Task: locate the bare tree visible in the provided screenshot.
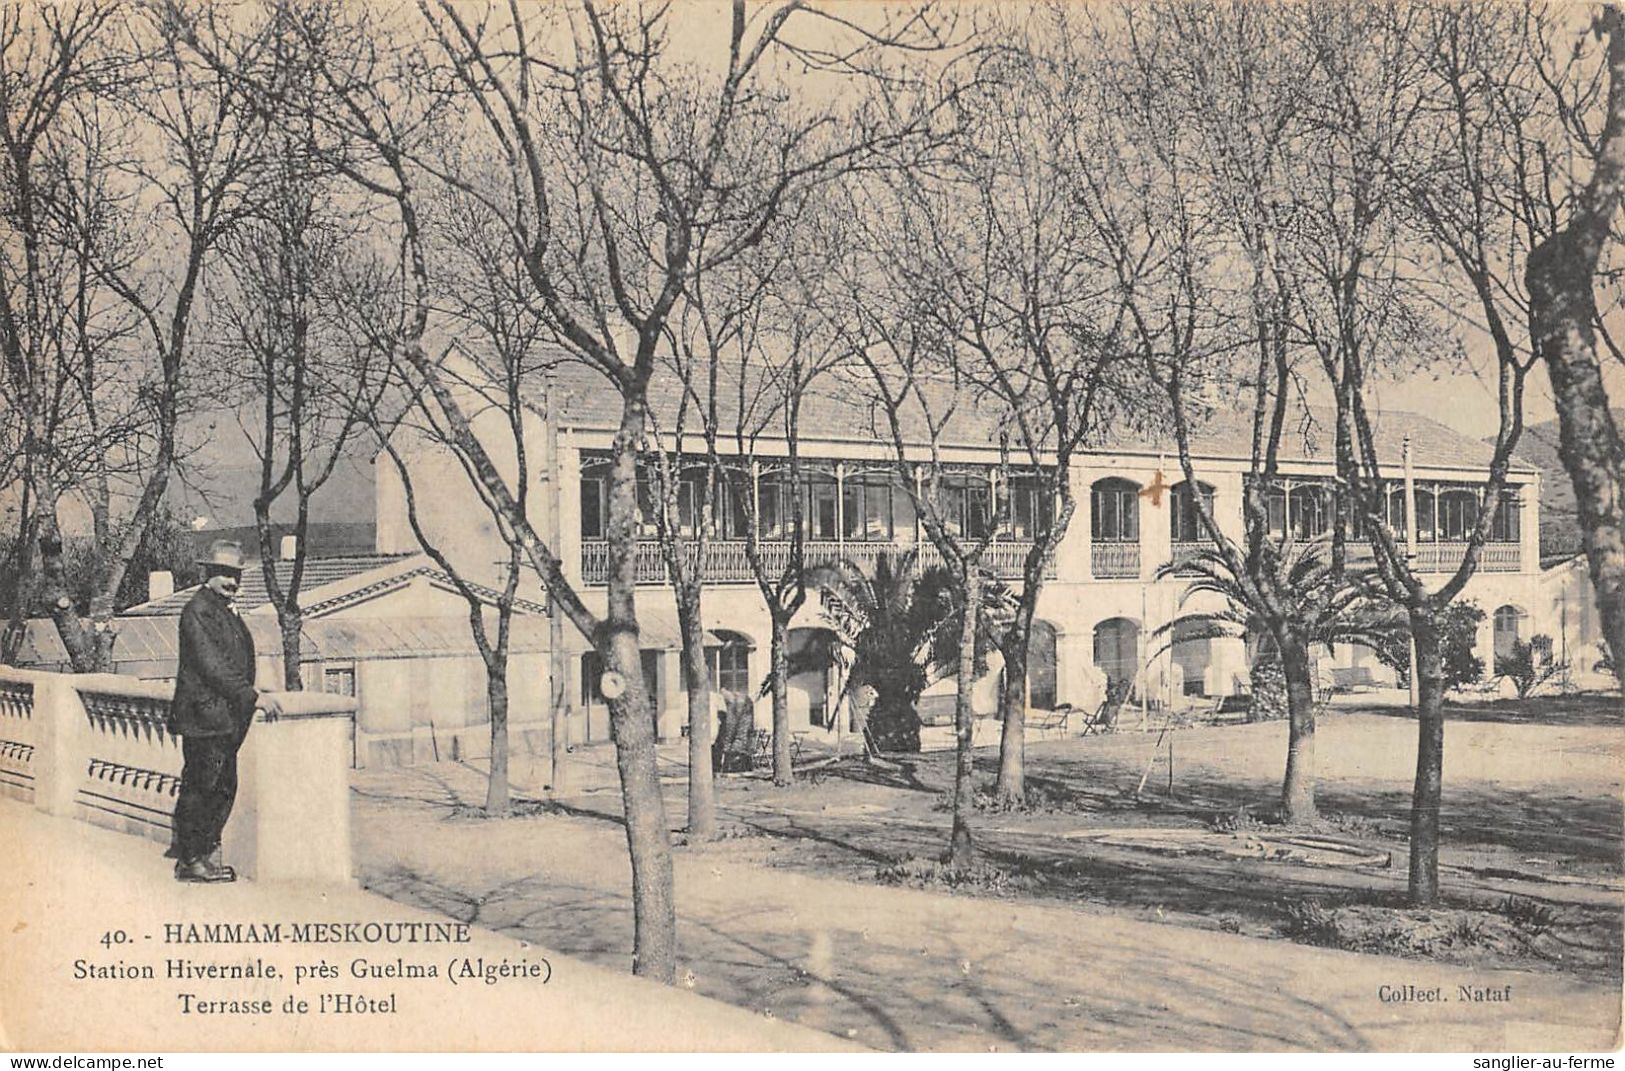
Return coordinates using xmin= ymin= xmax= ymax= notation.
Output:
xmin=0 ymin=2 xmax=131 ymax=663
xmin=40 ymin=3 xmax=264 ymax=670
xmin=1511 ymin=3 xmax=1625 ymax=682
xmin=695 ymin=256 xmax=839 ymax=788
xmin=1098 ymin=0 xmax=1377 ymax=825
xmin=887 ymin=9 xmax=1143 ymax=803
xmin=1292 ymin=1 xmax=1533 ymax=902
xmin=210 ymin=10 xmax=386 ymax=688
xmin=819 ymin=173 xmax=1011 ymax=865
xmin=204 ymin=0 xmax=954 ymax=983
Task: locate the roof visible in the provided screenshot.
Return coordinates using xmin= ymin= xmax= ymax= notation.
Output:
xmin=521 ymin=350 xmax=1534 ymax=476
xmin=124 ymin=554 xmax=415 ymax=616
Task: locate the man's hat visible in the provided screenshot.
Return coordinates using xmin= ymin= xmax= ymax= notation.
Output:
xmin=196 ymin=539 xmax=246 ymax=572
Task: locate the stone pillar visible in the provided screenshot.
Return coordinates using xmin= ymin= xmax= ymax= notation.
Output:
xmin=226 ymin=691 xmax=357 ymax=885
xmin=657 ymin=649 xmax=685 ymax=742
xmin=29 ymin=671 xmax=88 ymax=820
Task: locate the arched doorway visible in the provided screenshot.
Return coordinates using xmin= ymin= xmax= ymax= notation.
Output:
xmin=787 ymin=626 xmax=840 ymax=729
xmin=1170 ymin=620 xmax=1213 ymax=697
xmin=1093 ymin=617 xmax=1140 ymax=690
xmin=1493 ymin=605 xmax=1526 ymax=663
xmin=1028 ymin=620 xmax=1058 ymax=710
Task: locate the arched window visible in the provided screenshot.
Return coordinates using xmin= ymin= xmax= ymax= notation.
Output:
xmin=1092 ymin=614 xmax=1144 ymax=692
xmin=1493 ymin=605 xmax=1525 ymax=662
xmin=1438 ymin=489 xmax=1479 ymax=541
xmin=1170 ymin=481 xmax=1215 ymax=543
xmin=1091 ymin=478 xmax=1139 ymax=544
xmin=1093 ymin=617 xmax=1141 ymax=686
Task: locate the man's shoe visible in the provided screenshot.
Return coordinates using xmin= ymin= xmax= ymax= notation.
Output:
xmin=174 ymin=858 xmax=235 ymax=883
xmin=163 ymin=843 xmax=180 ymax=859
xmin=203 ymin=847 xmax=237 ymax=881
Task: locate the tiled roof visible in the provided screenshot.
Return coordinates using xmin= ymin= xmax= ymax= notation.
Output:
xmin=122 ymin=554 xmax=417 ymax=617
xmin=523 ymin=351 xmax=1533 ymax=475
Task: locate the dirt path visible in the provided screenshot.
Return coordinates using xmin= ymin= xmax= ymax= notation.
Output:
xmin=352 ymin=765 xmax=1620 ymax=1052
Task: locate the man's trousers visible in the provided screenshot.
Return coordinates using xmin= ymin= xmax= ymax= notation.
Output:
xmin=172 ymin=724 xmax=248 ymax=862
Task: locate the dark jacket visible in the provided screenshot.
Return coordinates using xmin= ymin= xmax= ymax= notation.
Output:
xmin=168 ymin=585 xmax=258 ymax=737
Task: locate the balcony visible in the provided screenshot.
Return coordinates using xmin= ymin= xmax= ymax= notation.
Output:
xmin=1091 ymin=542 xmax=1141 ymax=579
xmin=1414 ymin=541 xmax=1521 ymax=574
xmin=1168 ymin=541 xmax=1208 ymax=575
xmin=578 ymin=538 xmax=1054 ymax=587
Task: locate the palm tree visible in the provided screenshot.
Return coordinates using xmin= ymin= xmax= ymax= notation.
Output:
xmin=1155 ymin=539 xmax=1398 ymax=824
xmin=787 ymin=551 xmax=1005 ymax=753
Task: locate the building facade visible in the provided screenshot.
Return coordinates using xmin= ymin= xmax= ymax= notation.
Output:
xmin=378 ymin=349 xmax=1549 ymax=744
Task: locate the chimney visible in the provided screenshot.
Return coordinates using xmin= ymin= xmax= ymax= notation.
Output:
xmin=280 ymin=534 xmax=298 ymax=561
xmin=148 ymin=570 xmax=174 ymax=601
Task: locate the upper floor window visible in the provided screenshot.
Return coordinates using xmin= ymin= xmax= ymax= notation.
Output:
xmin=1437 ymin=489 xmax=1479 ymax=541
xmin=758 ymin=465 xmax=838 ymax=541
xmin=804 ymin=470 xmax=838 ymax=540
xmin=1170 ymin=481 xmax=1215 ymax=543
xmin=1091 ymin=477 xmax=1139 ymax=543
xmin=634 ymin=467 xmax=709 ymax=538
xmin=581 ymin=460 xmax=611 ymax=539
xmin=1287 ymin=484 xmax=1330 ymax=540
xmin=843 ymin=468 xmax=902 ymax=541
xmin=935 ymin=471 xmax=992 ymax=539
xmin=1490 ymin=490 xmax=1521 ymax=543
xmin=1004 ymin=473 xmax=1054 ymax=540
xmin=715 ymin=468 xmax=752 ymax=540
xmin=1386 ymin=485 xmax=1437 ymax=541
xmin=1257 ymin=480 xmax=1330 ymax=540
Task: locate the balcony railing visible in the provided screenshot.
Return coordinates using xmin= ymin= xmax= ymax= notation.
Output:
xmin=1414 ymin=541 xmax=1521 ymax=574
xmin=578 ymin=538 xmax=1053 ymax=586
xmin=1091 ymin=542 xmax=1141 ymax=579
xmin=1168 ymin=542 xmax=1209 ymax=575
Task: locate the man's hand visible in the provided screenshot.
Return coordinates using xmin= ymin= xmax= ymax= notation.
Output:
xmin=256 ymin=692 xmax=285 ymax=722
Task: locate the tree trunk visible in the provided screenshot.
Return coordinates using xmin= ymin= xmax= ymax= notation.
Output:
xmin=604 ymin=412 xmax=676 ymax=983
xmin=1407 ymin=609 xmax=1446 ymax=905
xmin=1277 ymin=632 xmax=1318 ymax=825
xmin=1527 ymin=237 xmax=1625 ymax=685
xmin=485 ymin=657 xmax=511 ymax=816
xmin=3 ymin=506 xmax=40 ymax=665
xmin=994 ymin=592 xmax=1037 ymax=804
xmin=279 ymin=607 xmax=305 ymax=690
xmin=676 ymin=587 xmax=715 ymax=839
xmin=948 ymin=566 xmax=980 ymax=867
xmin=37 ymin=504 xmax=94 ymax=671
xmin=770 ymin=611 xmax=793 ymax=786
xmin=549 ymin=599 xmax=569 ymax=797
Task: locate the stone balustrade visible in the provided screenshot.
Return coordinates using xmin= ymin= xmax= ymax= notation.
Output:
xmin=0 ymin=665 xmax=356 ymax=884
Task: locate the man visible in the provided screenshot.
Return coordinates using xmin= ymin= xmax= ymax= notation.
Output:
xmin=167 ymin=539 xmax=282 ymax=882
